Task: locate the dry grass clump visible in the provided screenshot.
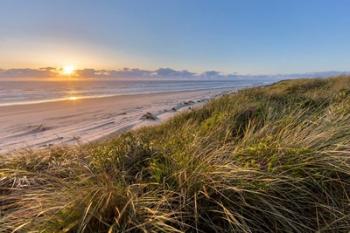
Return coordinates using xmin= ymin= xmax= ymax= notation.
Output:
xmin=2 ymin=76 xmax=350 ymax=232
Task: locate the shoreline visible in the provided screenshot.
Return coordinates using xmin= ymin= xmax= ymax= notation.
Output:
xmin=0 ymin=88 xmax=213 ymax=109
xmin=0 ymin=88 xmax=236 ymax=155
xmin=0 ymin=82 xmax=259 ymax=107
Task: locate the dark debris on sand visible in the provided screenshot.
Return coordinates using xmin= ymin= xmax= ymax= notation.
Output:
xmin=141 ymin=112 xmax=158 ymax=120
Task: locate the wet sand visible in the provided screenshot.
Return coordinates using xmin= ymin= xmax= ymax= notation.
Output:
xmin=0 ymin=89 xmax=227 ymax=154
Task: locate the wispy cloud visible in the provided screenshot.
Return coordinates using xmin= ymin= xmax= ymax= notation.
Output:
xmin=0 ymin=67 xmax=348 ymax=80
xmin=0 ymin=68 xmax=57 ymax=78
xmin=0 ymin=67 xmax=239 ymax=79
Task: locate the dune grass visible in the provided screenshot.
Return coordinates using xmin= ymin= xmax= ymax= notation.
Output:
xmin=2 ymin=76 xmax=350 ymax=232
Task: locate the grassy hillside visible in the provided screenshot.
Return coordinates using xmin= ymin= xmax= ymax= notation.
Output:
xmin=2 ymin=77 xmax=350 ymax=232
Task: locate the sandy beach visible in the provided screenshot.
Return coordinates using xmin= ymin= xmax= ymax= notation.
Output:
xmin=0 ymin=89 xmax=227 ymax=154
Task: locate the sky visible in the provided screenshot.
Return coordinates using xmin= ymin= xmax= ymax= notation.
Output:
xmin=1 ymin=0 xmax=350 ymax=75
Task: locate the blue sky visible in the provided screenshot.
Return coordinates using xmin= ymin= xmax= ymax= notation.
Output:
xmin=1 ymin=0 xmax=350 ymax=74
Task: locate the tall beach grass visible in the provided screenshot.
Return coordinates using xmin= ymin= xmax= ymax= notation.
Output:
xmin=2 ymin=76 xmax=350 ymax=232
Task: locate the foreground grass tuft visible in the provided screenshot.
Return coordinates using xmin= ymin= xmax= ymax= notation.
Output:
xmin=2 ymin=76 xmax=350 ymax=232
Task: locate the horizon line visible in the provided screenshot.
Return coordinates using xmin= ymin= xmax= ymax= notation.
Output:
xmin=0 ymin=66 xmax=349 ymax=77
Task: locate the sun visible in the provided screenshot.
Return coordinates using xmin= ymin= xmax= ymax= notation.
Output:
xmin=62 ymin=65 xmax=76 ymax=76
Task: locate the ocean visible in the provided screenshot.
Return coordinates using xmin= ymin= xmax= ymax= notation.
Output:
xmin=0 ymin=78 xmax=270 ymax=106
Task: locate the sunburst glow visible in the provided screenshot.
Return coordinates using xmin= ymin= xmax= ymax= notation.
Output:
xmin=62 ymin=65 xmax=75 ymax=76
xmin=68 ymin=96 xmax=78 ymax=101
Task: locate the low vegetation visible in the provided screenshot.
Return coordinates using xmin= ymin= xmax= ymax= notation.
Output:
xmin=2 ymin=76 xmax=350 ymax=232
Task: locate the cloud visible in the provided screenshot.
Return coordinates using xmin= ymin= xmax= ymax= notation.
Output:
xmin=0 ymin=67 xmax=235 ymax=79
xmin=76 ymin=69 xmax=107 ymax=78
xmin=110 ymin=68 xmax=153 ymax=78
xmin=0 ymin=67 xmax=199 ymax=79
xmin=74 ymin=68 xmax=153 ymax=78
xmin=0 ymin=67 xmax=346 ymax=80
xmin=153 ymin=68 xmax=196 ymax=78
xmin=0 ymin=68 xmax=57 ymax=78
